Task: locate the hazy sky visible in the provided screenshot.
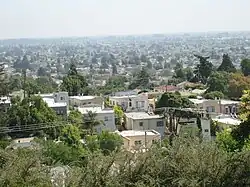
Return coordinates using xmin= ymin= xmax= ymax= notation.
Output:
xmin=0 ymin=0 xmax=249 ymax=39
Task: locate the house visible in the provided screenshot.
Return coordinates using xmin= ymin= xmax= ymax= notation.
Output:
xmin=78 ymin=106 xmax=116 ymax=133
xmin=43 ymin=98 xmax=68 ymax=116
xmin=118 ymin=130 xmax=161 ymax=151
xmin=189 ymin=98 xmax=240 ymax=117
xmin=38 ymin=92 xmax=69 ymax=116
xmin=7 ymin=137 xmax=38 ymax=149
xmin=0 ymin=96 xmax=11 ymax=112
xmin=38 ymin=92 xmax=69 ymax=107
xmin=124 ymin=112 xmax=165 ymax=137
xmin=109 ymin=92 xmax=149 ymax=112
xmin=69 ymin=96 xmax=104 ymax=107
xmin=153 ymin=85 xmax=179 ymax=93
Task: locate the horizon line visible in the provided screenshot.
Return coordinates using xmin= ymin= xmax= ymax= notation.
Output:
xmin=1 ymin=30 xmax=250 ymax=41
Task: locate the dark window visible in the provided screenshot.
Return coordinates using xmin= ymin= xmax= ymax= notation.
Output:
xmin=204 ymin=129 xmax=209 ymax=132
xmin=157 ymin=121 xmax=164 ymax=127
xmin=139 ymin=122 xmax=143 ymax=126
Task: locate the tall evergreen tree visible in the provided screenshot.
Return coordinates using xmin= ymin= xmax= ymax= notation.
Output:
xmin=217 ymin=54 xmax=236 ymax=73
xmin=193 ymin=55 xmax=213 ymax=84
xmin=0 ymin=63 xmax=8 ymax=96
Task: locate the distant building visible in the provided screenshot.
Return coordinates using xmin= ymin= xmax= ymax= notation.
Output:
xmin=78 ymin=106 xmax=116 ymax=133
xmin=153 ymin=85 xmax=179 ymax=93
xmin=124 ymin=112 xmax=165 ymax=137
xmin=69 ymin=96 xmax=104 ymax=107
xmin=109 ymin=92 xmax=149 ymax=112
xmin=118 ymin=130 xmax=161 ymax=151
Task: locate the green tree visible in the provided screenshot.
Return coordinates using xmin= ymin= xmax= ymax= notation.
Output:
xmin=194 ymin=55 xmax=213 ymax=84
xmin=114 ymin=105 xmax=124 ymax=126
xmin=0 ymin=63 xmax=8 ymax=96
xmin=128 ymin=68 xmax=150 ymax=89
xmin=173 ymin=63 xmax=185 ymax=80
xmin=227 ymin=72 xmax=250 ymax=99
xmin=68 ymin=110 xmax=83 ymax=126
xmin=156 ymin=92 xmax=194 ymax=108
xmin=37 ymin=67 xmax=48 ymax=77
xmin=241 ymin=58 xmax=250 ymax=76
xmin=98 ymin=131 xmax=123 ymax=155
xmin=203 ymin=91 xmax=225 ymax=99
xmin=83 ymin=111 xmax=102 ymax=135
xmin=61 ymin=63 xmax=88 ymax=96
xmin=206 ymin=71 xmax=229 ymax=94
xmin=112 ymin=63 xmax=118 ymax=75
xmin=61 ymin=125 xmax=82 ymax=147
xmin=216 ymin=129 xmax=239 ymax=152
xmin=217 ymin=54 xmax=236 ymax=73
xmin=6 ymin=96 xmax=58 ymax=137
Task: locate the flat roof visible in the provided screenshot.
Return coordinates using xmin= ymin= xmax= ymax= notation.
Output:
xmin=43 ymin=98 xmax=67 ymax=107
xmin=70 ymin=96 xmax=96 ymax=100
xmin=119 ymin=130 xmax=160 ymax=137
xmin=125 ymin=112 xmax=163 ymax=120
xmin=189 ymin=99 xmax=240 ymax=105
xmin=78 ymin=106 xmax=114 ymax=114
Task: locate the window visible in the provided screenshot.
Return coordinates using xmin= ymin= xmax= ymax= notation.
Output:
xmin=157 ymin=121 xmax=164 ymax=127
xmin=139 ymin=122 xmax=143 ymax=127
xmin=211 ymin=106 xmax=215 ymax=112
xmin=204 ymin=129 xmax=209 ymax=132
xmin=104 ymin=116 xmax=109 ymax=121
xmin=136 ymin=101 xmax=139 ymax=108
xmin=225 ymin=107 xmax=229 ymax=114
xmin=134 ymin=140 xmax=142 ymax=145
xmin=129 ymin=101 xmax=132 ymax=107
xmin=232 ymin=106 xmax=236 ymax=113
xmin=60 ymin=96 xmax=64 ymax=101
xmin=141 ymin=101 xmax=145 ymax=108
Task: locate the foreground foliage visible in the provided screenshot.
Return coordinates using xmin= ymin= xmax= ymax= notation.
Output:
xmin=0 ymin=138 xmax=249 ymax=187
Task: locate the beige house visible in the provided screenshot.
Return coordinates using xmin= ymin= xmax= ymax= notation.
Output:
xmin=189 ymin=98 xmax=239 ymax=117
xmin=124 ymin=112 xmax=165 ymax=137
xmin=69 ymin=96 xmax=104 ymax=107
xmin=118 ymin=130 xmax=161 ymax=151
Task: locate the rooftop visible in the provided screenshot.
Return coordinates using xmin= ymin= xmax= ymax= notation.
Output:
xmin=189 ymin=98 xmax=240 ymax=105
xmin=125 ymin=112 xmax=163 ymax=120
xmin=118 ymin=130 xmax=160 ymax=137
xmin=70 ymin=96 xmax=96 ymax=100
xmin=43 ymin=98 xmax=67 ymax=107
xmin=78 ymin=106 xmax=114 ymax=114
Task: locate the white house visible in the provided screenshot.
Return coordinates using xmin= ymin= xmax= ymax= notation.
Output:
xmin=78 ymin=106 xmax=116 ymax=133
xmin=124 ymin=112 xmax=165 ymax=137
xmin=109 ymin=92 xmax=149 ymax=112
xmin=69 ymin=96 xmax=104 ymax=107
xmin=38 ymin=92 xmax=69 ymax=116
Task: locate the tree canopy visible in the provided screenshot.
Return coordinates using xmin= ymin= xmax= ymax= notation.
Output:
xmin=217 ymin=54 xmax=236 ymax=73
xmin=241 ymin=58 xmax=250 ymax=76
xmin=60 ymin=63 xmax=88 ymax=96
xmin=193 ymin=55 xmax=213 ymax=84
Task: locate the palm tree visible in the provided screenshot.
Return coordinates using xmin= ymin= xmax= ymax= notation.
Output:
xmin=84 ymin=111 xmax=102 ymax=135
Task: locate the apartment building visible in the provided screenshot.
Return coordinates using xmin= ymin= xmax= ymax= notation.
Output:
xmin=124 ymin=112 xmax=165 ymax=137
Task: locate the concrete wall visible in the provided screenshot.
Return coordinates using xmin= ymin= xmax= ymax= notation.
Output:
xmin=121 ymin=134 xmax=161 ymax=150
xmin=125 ymin=117 xmax=165 ymax=137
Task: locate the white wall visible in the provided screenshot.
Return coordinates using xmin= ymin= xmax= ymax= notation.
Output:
xmin=125 ymin=117 xmax=165 ymax=137
xmin=91 ymin=112 xmax=116 ymax=133
xmin=200 ymin=118 xmax=211 ymax=141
